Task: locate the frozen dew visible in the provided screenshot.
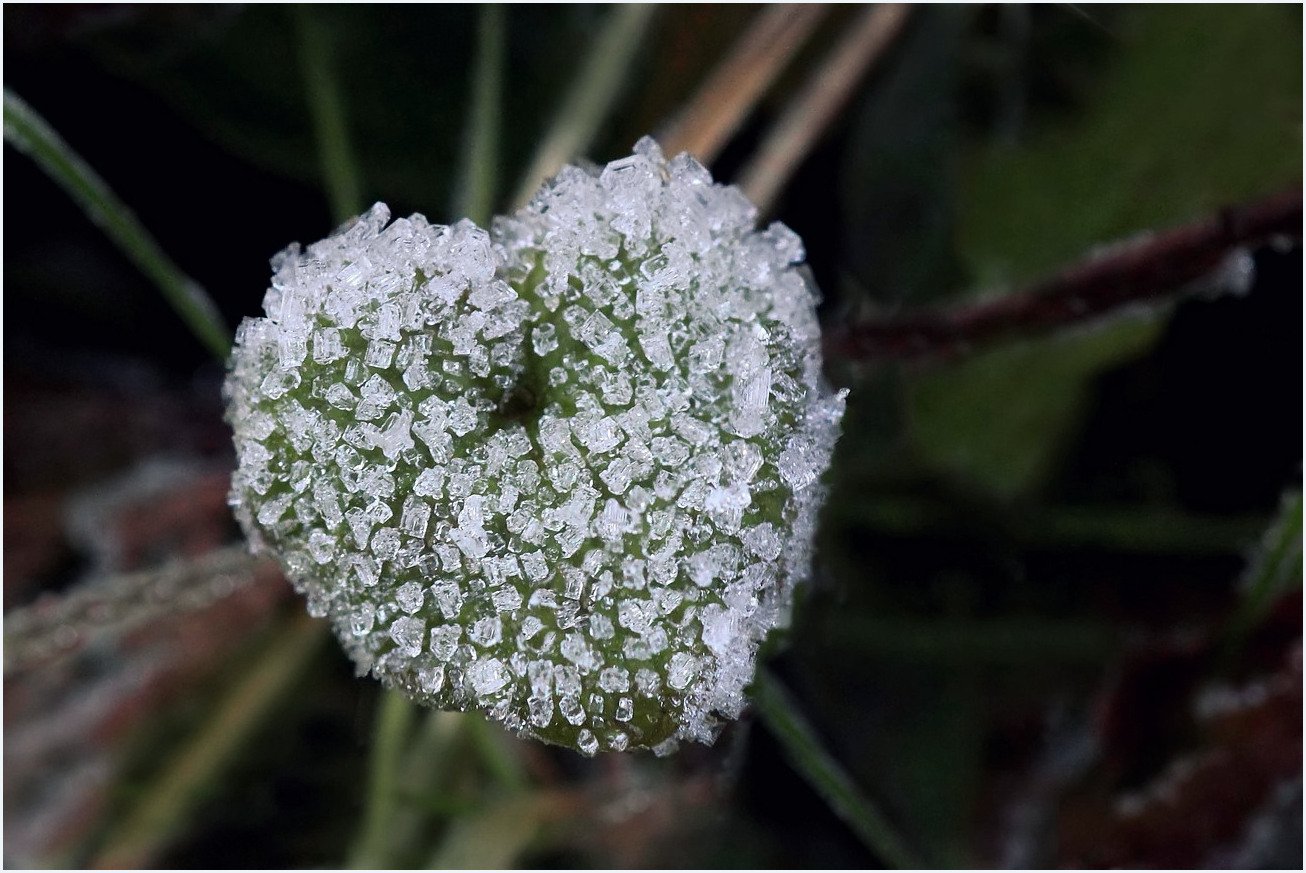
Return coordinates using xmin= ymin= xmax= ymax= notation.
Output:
xmin=389 ymin=616 xmax=425 ymax=658
xmin=430 ymin=624 xmax=462 ymax=661
xmin=350 ymin=604 xmax=375 ymax=636
xmin=371 ymin=528 xmax=401 ymax=562
xmin=468 ymin=658 xmax=509 ymax=696
xmin=307 ymin=529 xmax=335 ymax=564
xmin=576 ymin=728 xmax=599 ymax=757
xmin=396 ymin=580 xmax=425 ymax=614
xmin=429 ymin=579 xmax=463 ymax=620
xmin=419 ymin=663 xmax=446 ymax=694
xmin=224 ymin=138 xmax=844 ymax=756
xmin=667 ymin=653 xmax=699 ymax=690
xmin=528 ymin=696 xmax=554 ymax=727
xmin=742 ymin=522 xmax=782 ymax=562
xmin=559 ymin=693 xmax=586 ymax=726
xmin=598 ymin=666 xmax=630 ymax=693
xmin=469 ymin=616 xmax=503 ymax=647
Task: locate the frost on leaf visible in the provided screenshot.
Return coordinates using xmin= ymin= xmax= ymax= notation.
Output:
xmin=224 ymin=137 xmax=846 ymax=755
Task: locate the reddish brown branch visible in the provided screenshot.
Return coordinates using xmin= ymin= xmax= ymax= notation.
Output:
xmin=829 ymin=185 xmax=1302 ymax=364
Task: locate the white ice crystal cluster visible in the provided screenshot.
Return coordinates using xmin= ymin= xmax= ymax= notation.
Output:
xmin=225 ymin=137 xmax=846 ymax=755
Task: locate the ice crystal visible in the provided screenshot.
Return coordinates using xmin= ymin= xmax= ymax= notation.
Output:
xmin=225 ymin=137 xmax=846 ymax=755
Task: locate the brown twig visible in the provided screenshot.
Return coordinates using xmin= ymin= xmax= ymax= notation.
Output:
xmin=829 ymin=185 xmax=1303 ymax=364
xmin=737 ymin=3 xmax=912 ymax=215
xmin=658 ymin=4 xmax=829 ymax=166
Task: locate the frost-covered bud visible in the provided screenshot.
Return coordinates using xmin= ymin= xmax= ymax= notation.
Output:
xmin=225 ymin=137 xmax=846 ymax=755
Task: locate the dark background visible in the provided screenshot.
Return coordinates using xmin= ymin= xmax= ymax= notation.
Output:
xmin=5 ymin=5 xmax=1301 ymax=868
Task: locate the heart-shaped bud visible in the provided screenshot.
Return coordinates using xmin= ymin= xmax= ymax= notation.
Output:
xmin=225 ymin=137 xmax=845 ymax=755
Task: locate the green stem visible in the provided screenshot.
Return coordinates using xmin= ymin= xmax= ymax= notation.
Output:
xmin=511 ymin=3 xmax=658 ymax=209
xmin=753 ymin=668 xmax=920 ymax=869
xmin=3 ymin=89 xmax=231 ymax=361
xmin=89 ymin=613 xmax=327 ymax=868
xmin=295 ymin=6 xmax=365 ymax=223
xmin=464 ymin=713 xmax=528 ymax=793
xmin=452 ymin=4 xmax=506 ymax=226
xmin=380 ymin=710 xmax=470 ymax=865
xmin=348 ymin=689 xmax=418 ymax=869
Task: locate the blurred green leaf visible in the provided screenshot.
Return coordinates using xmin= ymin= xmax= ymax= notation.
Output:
xmin=294 ymin=5 xmax=364 ymax=222
xmin=906 ymin=316 xmax=1163 ymax=499
xmin=904 ymin=5 xmax=1301 ymax=501
xmin=451 ymin=4 xmax=506 ymax=226
xmin=348 ymin=690 xmax=418 ymax=869
xmin=510 ymin=3 xmax=658 ymax=208
xmin=90 ymin=614 xmax=327 ymax=868
xmin=959 ymin=4 xmax=1303 ymax=286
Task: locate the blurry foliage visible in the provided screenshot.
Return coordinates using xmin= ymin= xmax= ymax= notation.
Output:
xmin=4 ymin=3 xmax=1302 ymax=869
xmin=903 ymin=3 xmax=1302 ymax=502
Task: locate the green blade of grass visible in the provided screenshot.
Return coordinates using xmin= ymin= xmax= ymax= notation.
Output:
xmin=347 ymin=689 xmax=419 ymax=869
xmin=753 ymin=668 xmax=920 ymax=870
xmin=511 ymin=4 xmax=658 ymax=209
xmin=89 ymin=612 xmax=328 ymax=868
xmin=427 ymin=791 xmax=576 ymax=870
xmin=1223 ymin=489 xmax=1303 ymax=659
xmin=382 ymin=710 xmax=474 ymax=863
xmin=294 ymin=6 xmax=364 ymax=223
xmin=464 ymin=713 xmax=529 ymax=794
xmin=3 ymin=89 xmax=231 ymax=361
xmin=451 ymin=4 xmax=506 ymax=226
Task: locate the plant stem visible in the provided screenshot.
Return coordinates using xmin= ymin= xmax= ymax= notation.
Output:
xmin=464 ymin=713 xmax=529 ymax=793
xmin=511 ymin=4 xmax=659 ymax=209
xmin=427 ymin=790 xmax=578 ymax=869
xmin=89 ymin=612 xmax=327 ymax=868
xmin=382 ymin=710 xmax=471 ymax=860
xmin=295 ymin=6 xmax=365 ymax=224
xmin=830 ymin=185 xmax=1303 ymax=364
xmin=3 ymin=89 xmax=231 ymax=361
xmin=347 ymin=688 xmax=418 ymax=869
xmin=452 ymin=4 xmax=506 ymax=226
xmin=752 ymin=668 xmax=920 ymax=869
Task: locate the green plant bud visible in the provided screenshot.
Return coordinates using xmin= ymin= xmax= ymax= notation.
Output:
xmin=225 ymin=137 xmax=845 ymax=755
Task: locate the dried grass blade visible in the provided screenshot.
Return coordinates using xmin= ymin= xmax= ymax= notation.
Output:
xmin=737 ymin=4 xmax=912 ymax=215
xmin=658 ymin=4 xmax=829 ymax=166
